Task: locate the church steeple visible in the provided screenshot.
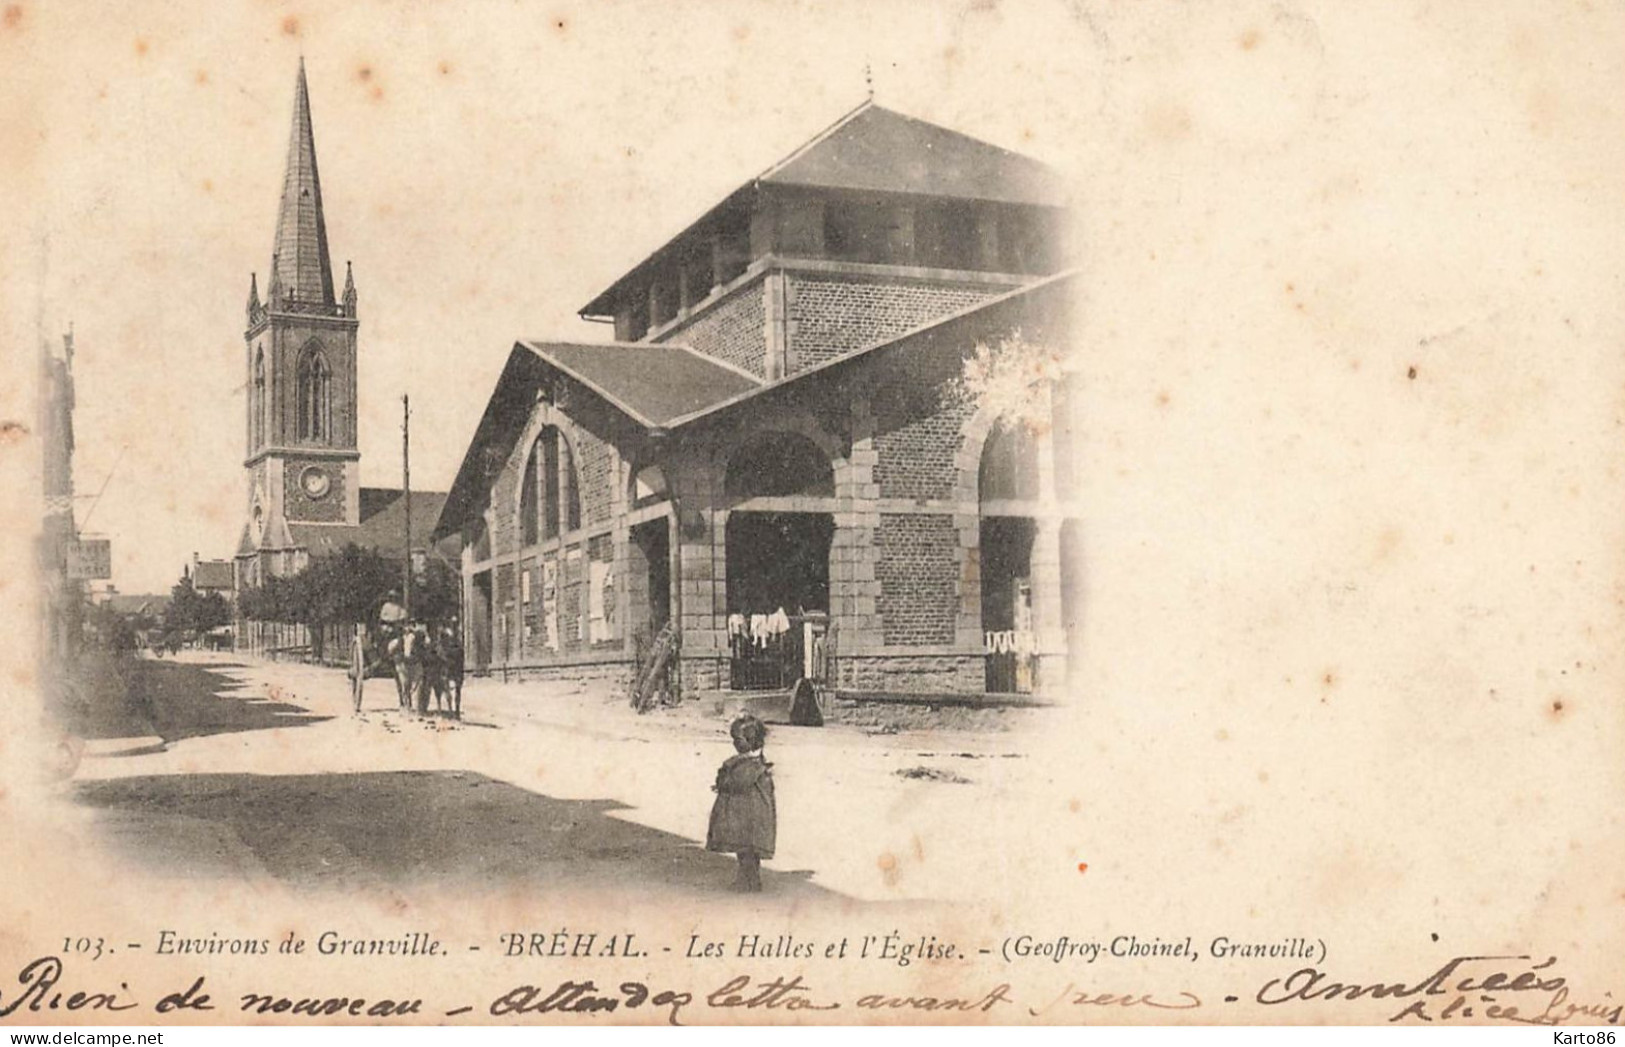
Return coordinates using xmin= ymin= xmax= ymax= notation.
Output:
xmin=270 ymin=58 xmax=336 ymax=309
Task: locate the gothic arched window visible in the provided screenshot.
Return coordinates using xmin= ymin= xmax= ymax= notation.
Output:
xmin=252 ymin=349 xmax=266 ymax=448
xmin=296 ymin=345 xmax=332 ymax=443
xmin=527 ymin=427 xmax=582 ymax=543
xmin=521 ymin=442 xmax=541 ymax=547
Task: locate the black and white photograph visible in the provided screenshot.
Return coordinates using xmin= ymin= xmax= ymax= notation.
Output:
xmin=3 ymin=0 xmax=1622 ymax=1030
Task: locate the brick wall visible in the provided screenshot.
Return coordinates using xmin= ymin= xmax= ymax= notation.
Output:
xmin=874 ymin=393 xmax=974 ymax=502
xmin=787 ymin=275 xmax=1000 ymax=372
xmin=876 ymin=513 xmax=959 ymax=645
xmin=577 ymin=431 xmax=617 ymax=528
xmin=658 ymin=281 xmax=767 ymax=377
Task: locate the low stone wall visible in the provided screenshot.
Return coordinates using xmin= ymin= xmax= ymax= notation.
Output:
xmin=477 ymin=660 xmax=636 ymax=687
xmin=834 ymin=653 xmax=985 ymax=694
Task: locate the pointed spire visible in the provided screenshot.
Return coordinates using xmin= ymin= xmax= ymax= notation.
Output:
xmin=247 ymin=272 xmax=261 ymax=317
xmin=342 ymin=259 xmax=357 ymax=315
xmin=269 ymin=58 xmax=335 ymax=309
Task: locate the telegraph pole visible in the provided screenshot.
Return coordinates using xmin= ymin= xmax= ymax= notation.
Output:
xmin=402 ymin=394 xmax=412 ymax=619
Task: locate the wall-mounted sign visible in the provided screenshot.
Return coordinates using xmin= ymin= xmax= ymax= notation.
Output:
xmin=66 ymin=538 xmax=112 ymax=580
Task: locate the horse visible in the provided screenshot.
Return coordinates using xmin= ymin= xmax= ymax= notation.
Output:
xmin=421 ymin=625 xmax=464 ymax=719
xmin=389 ymin=627 xmax=426 ymax=715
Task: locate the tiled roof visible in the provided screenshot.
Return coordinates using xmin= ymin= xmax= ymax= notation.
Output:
xmin=286 ymin=487 xmax=450 ymax=560
xmin=579 ymin=102 xmax=1066 ymax=317
xmin=434 ymin=271 xmax=1075 ymax=539
xmin=759 ymin=103 xmax=1067 ymax=207
xmin=517 ymin=341 xmax=762 ymax=429
xmin=192 ymin=560 xmax=235 ymax=591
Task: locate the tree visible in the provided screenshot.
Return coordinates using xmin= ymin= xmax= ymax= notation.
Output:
xmin=949 ymin=330 xmax=1064 ymax=433
xmin=164 ymin=574 xmax=202 ymax=638
xmin=236 ymin=544 xmax=459 ymax=660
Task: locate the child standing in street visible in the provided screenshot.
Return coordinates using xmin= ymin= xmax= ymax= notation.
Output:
xmin=706 ymin=714 xmax=776 ymax=892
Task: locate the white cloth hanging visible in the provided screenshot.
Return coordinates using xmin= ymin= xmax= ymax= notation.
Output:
xmin=767 ymin=607 xmax=791 ymax=637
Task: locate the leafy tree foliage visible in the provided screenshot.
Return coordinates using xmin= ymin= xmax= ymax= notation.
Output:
xmin=238 ymin=545 xmax=459 ymax=628
xmin=163 ymin=574 xmax=230 ymax=637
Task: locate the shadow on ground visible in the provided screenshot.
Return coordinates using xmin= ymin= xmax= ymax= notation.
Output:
xmin=72 ymin=770 xmax=830 ymax=900
xmin=104 ymin=659 xmax=327 ymax=743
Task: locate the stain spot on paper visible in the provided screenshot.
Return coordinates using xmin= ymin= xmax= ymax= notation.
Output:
xmin=281 ymin=15 xmax=300 ymax=37
xmin=877 ymin=852 xmax=899 ymax=886
xmin=1076 ymin=862 xmax=1088 ymax=874
xmin=1407 ymin=365 xmax=1418 ymax=380
xmin=3 ymin=5 xmax=23 ymax=31
xmin=133 ymin=38 xmax=149 ymax=57
xmin=1239 ymin=28 xmax=1261 ymax=50
xmin=1145 ymin=101 xmax=1194 ymax=142
xmin=0 ymin=420 xmax=29 ymax=445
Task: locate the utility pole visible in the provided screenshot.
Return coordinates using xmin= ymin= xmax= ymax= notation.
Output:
xmin=402 ymin=394 xmax=412 ymax=619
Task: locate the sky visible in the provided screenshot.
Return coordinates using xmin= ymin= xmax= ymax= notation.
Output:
xmin=8 ymin=0 xmax=1624 ymax=623
xmin=8 ymin=0 xmax=1105 ymax=593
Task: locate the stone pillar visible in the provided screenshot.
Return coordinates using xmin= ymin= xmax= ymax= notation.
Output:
xmin=1029 ymin=386 xmax=1067 ymax=695
xmin=1029 ymin=516 xmax=1066 ymax=696
xmin=672 ymin=451 xmax=726 ymax=694
xmin=831 ymin=399 xmax=882 ymax=687
xmin=763 ymin=273 xmax=788 ymax=381
xmin=710 ymin=233 xmax=726 ymax=293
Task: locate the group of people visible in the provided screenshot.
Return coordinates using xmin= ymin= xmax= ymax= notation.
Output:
xmin=349 ymin=590 xmax=465 ymax=719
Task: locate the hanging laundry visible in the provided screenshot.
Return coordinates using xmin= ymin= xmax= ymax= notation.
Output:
xmin=727 ymin=613 xmax=746 ymax=637
xmin=767 ymin=607 xmax=792 ymax=637
xmin=750 ymin=613 xmax=771 ymax=647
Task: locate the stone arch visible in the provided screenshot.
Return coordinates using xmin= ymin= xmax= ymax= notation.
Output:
xmin=718 ymin=415 xmax=846 ymax=505
xmin=954 ymin=393 xmax=1056 ymax=509
xmin=510 ymin=400 xmax=592 ymax=549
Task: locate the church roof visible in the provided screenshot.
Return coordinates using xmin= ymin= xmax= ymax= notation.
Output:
xmin=269 ymin=59 xmax=336 ymax=308
xmin=286 ymin=488 xmax=451 ymax=561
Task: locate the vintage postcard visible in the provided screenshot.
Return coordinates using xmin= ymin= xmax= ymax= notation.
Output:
xmin=2 ymin=0 xmax=1621 ymax=1029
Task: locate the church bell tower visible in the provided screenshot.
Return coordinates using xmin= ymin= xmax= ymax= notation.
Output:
xmin=242 ymin=58 xmax=360 ymax=569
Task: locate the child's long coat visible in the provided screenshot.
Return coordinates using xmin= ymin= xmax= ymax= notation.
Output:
xmin=706 ymin=754 xmax=776 ymax=859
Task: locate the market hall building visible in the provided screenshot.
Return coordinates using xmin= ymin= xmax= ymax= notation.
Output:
xmin=433 ymin=102 xmax=1081 ymax=699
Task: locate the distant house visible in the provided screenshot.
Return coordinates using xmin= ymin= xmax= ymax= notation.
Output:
xmin=190 ymin=557 xmax=235 ymax=593
xmin=435 ymin=102 xmax=1081 ymax=698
